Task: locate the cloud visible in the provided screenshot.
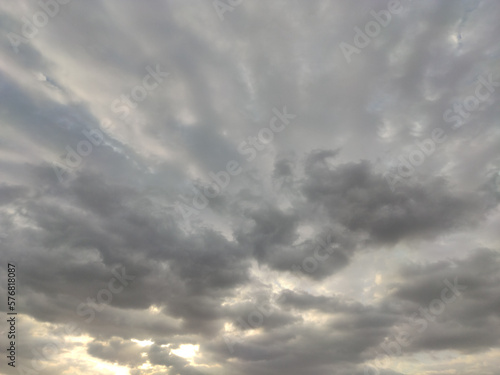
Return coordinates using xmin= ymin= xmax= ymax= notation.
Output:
xmin=0 ymin=1 xmax=499 ymax=374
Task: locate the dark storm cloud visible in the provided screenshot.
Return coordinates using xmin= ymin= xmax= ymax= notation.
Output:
xmin=225 ymin=149 xmax=497 ymax=282
xmin=0 ymin=173 xmax=251 ymax=338
xmin=385 ymin=249 xmax=500 ymax=354
xmin=302 ymin=154 xmax=496 ymax=244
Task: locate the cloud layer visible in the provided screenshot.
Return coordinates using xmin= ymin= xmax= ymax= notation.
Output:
xmin=0 ymin=1 xmax=499 ymax=374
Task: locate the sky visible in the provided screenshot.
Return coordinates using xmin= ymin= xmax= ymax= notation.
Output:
xmin=0 ymin=0 xmax=500 ymax=374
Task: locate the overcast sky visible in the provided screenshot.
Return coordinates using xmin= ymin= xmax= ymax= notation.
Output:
xmin=1 ymin=1 xmax=500 ymax=374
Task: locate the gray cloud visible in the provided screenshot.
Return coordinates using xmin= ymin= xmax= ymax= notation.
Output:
xmin=0 ymin=1 xmax=499 ymax=374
